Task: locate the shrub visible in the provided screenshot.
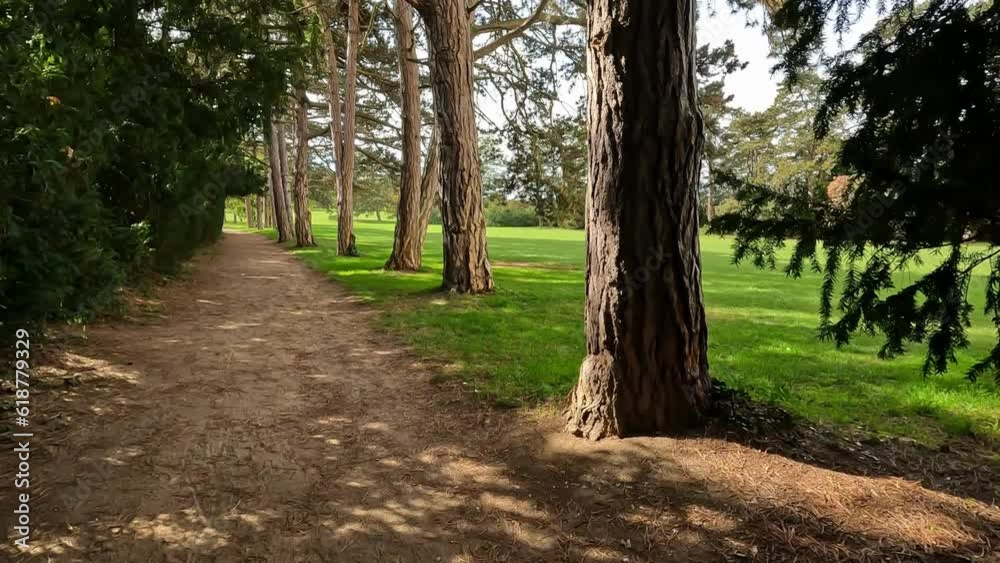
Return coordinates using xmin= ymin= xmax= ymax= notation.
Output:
xmin=486 ymin=201 xmax=539 ymax=227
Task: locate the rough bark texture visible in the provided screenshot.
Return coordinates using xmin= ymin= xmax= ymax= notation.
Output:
xmin=385 ymin=0 xmax=423 ymax=271
xmin=245 ymin=197 xmax=255 ymax=228
xmin=277 ymin=121 xmax=293 ymax=225
xmin=262 ymin=165 xmax=274 ymax=228
xmin=255 ymin=194 xmax=265 ymax=228
xmin=292 ymin=85 xmax=316 ymax=247
xmin=565 ymin=0 xmax=711 ymax=440
xmin=412 ymin=0 xmax=494 ymax=293
xmin=319 ymin=5 xmax=347 ymax=247
xmin=386 ymin=0 xmax=425 ymax=271
xmin=268 ymin=120 xmax=293 ymax=243
xmin=335 ymin=0 xmax=360 ymax=257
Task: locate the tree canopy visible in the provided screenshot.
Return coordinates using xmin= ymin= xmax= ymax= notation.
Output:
xmin=713 ymin=0 xmax=1000 ymax=381
xmin=1 ymin=0 xmax=299 ymax=339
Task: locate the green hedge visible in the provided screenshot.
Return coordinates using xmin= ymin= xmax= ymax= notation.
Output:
xmin=0 ymin=0 xmax=284 ymax=346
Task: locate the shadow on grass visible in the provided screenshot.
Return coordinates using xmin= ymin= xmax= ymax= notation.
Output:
xmin=8 ymin=230 xmax=996 ymax=563
xmin=232 ymin=224 xmax=1000 ymax=448
xmin=11 ymin=346 xmax=999 ymax=563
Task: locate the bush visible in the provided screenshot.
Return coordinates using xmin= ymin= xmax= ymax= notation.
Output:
xmin=486 ymin=201 xmax=539 ymax=227
xmin=427 ymin=201 xmax=540 ymax=227
xmin=714 ymin=198 xmax=743 ymax=218
xmin=0 ymin=0 xmax=283 ymax=348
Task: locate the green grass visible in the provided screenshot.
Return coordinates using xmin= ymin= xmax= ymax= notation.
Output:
xmin=228 ymin=213 xmax=1000 ymax=445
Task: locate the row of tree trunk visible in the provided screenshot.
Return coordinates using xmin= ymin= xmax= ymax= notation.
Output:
xmin=266 ymin=119 xmax=294 ymax=243
xmin=291 ymin=83 xmax=316 ymax=247
xmin=315 ymin=0 xmax=361 ymax=256
xmin=383 ymin=0 xmax=494 ymax=294
xmin=244 ymin=192 xmax=274 ymax=230
xmin=258 ymin=0 xmax=712 ymax=440
xmin=254 ymin=0 xmax=362 ymax=252
xmin=260 ymin=112 xmax=317 ymax=248
xmin=401 ymin=0 xmax=711 ymax=437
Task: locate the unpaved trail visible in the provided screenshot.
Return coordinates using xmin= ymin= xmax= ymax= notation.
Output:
xmin=2 ymin=231 xmax=998 ymax=562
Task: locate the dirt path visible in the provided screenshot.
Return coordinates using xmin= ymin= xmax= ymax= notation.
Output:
xmin=3 ymin=231 xmax=998 ymax=562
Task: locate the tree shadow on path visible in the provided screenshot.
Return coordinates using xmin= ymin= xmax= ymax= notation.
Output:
xmin=1 ymin=231 xmax=996 ymax=563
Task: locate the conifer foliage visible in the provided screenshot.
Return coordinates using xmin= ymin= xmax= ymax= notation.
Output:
xmin=713 ymin=0 xmax=1000 ymax=381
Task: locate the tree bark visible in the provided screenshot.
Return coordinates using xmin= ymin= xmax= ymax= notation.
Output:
xmin=263 ymin=166 xmax=274 ymax=228
xmin=565 ymin=0 xmax=711 ymax=440
xmin=318 ymin=4 xmax=348 ymax=245
xmin=386 ymin=0 xmax=425 ymax=271
xmin=268 ymin=119 xmax=293 ymax=243
xmin=333 ymin=0 xmax=361 ymax=256
xmin=411 ymin=0 xmax=494 ymax=293
xmin=291 ymin=85 xmax=316 ymax=247
xmin=245 ymin=196 xmax=255 ymax=228
xmin=262 ymin=160 xmax=274 ymax=228
xmin=276 ymin=120 xmax=293 ymax=223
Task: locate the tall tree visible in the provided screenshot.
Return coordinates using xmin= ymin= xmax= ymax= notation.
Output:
xmin=385 ymin=0 xmax=425 ymax=270
xmin=277 ymin=119 xmax=294 ymax=225
xmin=406 ymin=0 xmax=494 ymax=293
xmin=697 ymin=41 xmax=746 ymax=223
xmin=317 ymin=0 xmax=362 ymax=256
xmin=384 ymin=0 xmax=580 ymax=276
xmin=318 ymin=6 xmax=344 ymax=236
xmin=268 ymin=119 xmax=294 ymax=243
xmin=565 ymin=0 xmax=711 ymax=440
xmin=292 ymin=84 xmax=316 ymax=247
xmin=337 ymin=0 xmax=361 ymax=255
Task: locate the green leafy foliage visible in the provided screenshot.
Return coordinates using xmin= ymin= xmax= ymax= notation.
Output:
xmin=232 ymin=217 xmax=1000 ymax=443
xmin=714 ymin=0 xmax=1000 ymax=382
xmin=485 ymin=200 xmax=539 ymax=227
xmin=1 ymin=0 xmax=298 ymax=341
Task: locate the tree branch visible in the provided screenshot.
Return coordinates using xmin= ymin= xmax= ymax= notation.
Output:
xmin=473 ymin=0 xmax=553 ymax=60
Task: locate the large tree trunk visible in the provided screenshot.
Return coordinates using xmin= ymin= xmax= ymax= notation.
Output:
xmin=385 ymin=0 xmax=425 ymax=271
xmin=333 ymin=0 xmax=361 ymax=256
xmin=267 ymin=119 xmax=293 ymax=242
xmin=245 ymin=197 xmax=255 ymax=228
xmin=291 ymin=85 xmax=316 ymax=247
xmin=411 ymin=0 xmax=494 ymax=293
xmin=565 ymin=0 xmax=711 ymax=440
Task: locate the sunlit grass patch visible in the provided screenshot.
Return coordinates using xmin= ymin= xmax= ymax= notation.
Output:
xmin=227 ymin=214 xmax=1000 ymax=444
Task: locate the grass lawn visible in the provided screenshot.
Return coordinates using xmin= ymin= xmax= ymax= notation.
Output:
xmin=228 ymin=213 xmax=1000 ymax=444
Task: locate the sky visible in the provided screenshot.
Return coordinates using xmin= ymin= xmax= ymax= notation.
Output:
xmin=476 ymin=3 xmax=884 ymax=129
xmin=699 ymin=4 xmax=882 ymax=112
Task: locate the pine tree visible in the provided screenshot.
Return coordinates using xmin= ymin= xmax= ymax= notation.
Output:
xmin=714 ymin=0 xmax=1000 ymax=381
